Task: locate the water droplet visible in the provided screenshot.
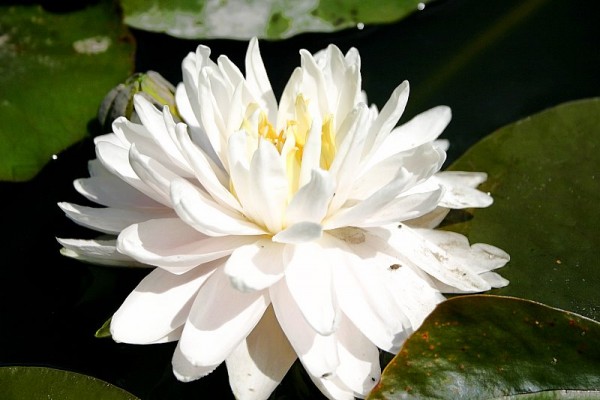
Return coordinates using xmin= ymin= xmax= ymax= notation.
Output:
xmin=417 ymin=2 xmax=426 ymax=10
xmin=357 ymin=22 xmax=365 ymax=30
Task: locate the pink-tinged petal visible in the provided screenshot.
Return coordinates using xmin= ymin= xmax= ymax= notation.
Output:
xmin=117 ymin=218 xmax=256 ymax=274
xmin=434 ymin=171 xmax=493 ymax=208
xmin=270 ymin=279 xmax=339 ymax=379
xmin=245 ymin=38 xmax=277 ymax=122
xmin=369 ymin=106 xmax=452 ymax=164
xmin=172 ymin=343 xmax=218 ymax=382
xmin=171 ymin=178 xmax=266 ymax=237
xmin=386 ymin=224 xmax=492 ymax=292
xmin=224 ymin=239 xmax=285 ymax=292
xmin=57 ymin=238 xmax=144 ymax=267
xmin=335 ymin=315 xmax=381 ymax=397
xmin=272 ymin=222 xmax=323 ymax=244
xmin=111 ymin=264 xmax=217 ymax=344
xmin=283 ymin=242 xmax=338 ymax=335
xmin=364 ymin=81 xmax=410 ymax=155
xmin=179 ymin=267 xmax=269 ymax=367
xmin=286 ymin=169 xmax=334 ymax=225
xmin=249 ymin=140 xmax=288 ymax=232
xmin=58 ymin=202 xmax=173 ymax=234
xmin=74 ymin=175 xmax=164 ymax=209
xmin=95 ymin=141 xmax=169 ymax=206
xmin=226 ymin=306 xmax=296 ymax=400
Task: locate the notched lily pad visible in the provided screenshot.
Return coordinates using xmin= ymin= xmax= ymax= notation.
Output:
xmin=368 ymin=295 xmax=600 ymax=400
xmin=0 ymin=366 xmax=139 ymax=399
xmin=0 ymin=1 xmax=134 ymax=181
xmin=119 ymin=0 xmax=431 ymax=40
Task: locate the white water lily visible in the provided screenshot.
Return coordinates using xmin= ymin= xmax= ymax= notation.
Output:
xmin=58 ymin=38 xmax=509 ymax=399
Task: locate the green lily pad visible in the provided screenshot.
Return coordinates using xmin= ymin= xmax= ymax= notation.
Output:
xmin=0 ymin=2 xmax=134 ymax=181
xmin=368 ymin=295 xmax=600 ymax=399
xmin=0 ymin=366 xmax=140 ymax=399
xmin=443 ymin=98 xmax=600 ymax=321
xmin=119 ymin=0 xmax=430 ymax=40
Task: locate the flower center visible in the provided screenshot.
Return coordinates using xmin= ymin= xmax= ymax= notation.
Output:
xmin=243 ymin=94 xmax=336 ymax=194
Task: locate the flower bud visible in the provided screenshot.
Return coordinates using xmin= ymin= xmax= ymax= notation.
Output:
xmin=97 ymin=71 xmax=180 ymax=132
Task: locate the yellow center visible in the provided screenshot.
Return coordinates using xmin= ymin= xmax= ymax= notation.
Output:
xmin=243 ymin=94 xmax=336 ymax=195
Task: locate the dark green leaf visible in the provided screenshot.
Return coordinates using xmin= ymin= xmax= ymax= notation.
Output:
xmin=0 ymin=2 xmax=134 ymax=181
xmin=118 ymin=0 xmax=430 ymax=40
xmin=0 ymin=366 xmax=139 ymax=399
xmin=442 ymin=98 xmax=600 ymax=320
xmin=368 ymin=295 xmax=600 ymax=400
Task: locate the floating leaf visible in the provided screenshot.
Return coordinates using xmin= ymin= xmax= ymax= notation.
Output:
xmin=0 ymin=2 xmax=134 ymax=181
xmin=442 ymin=98 xmax=600 ymax=320
xmin=119 ymin=0 xmax=430 ymax=40
xmin=0 ymin=366 xmax=139 ymax=399
xmin=368 ymin=295 xmax=600 ymax=399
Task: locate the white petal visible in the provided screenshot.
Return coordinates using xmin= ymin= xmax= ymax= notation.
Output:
xmin=364 ymin=81 xmax=410 ymax=155
xmin=308 ymin=374 xmax=355 ymax=400
xmin=270 ymin=279 xmax=339 ymax=379
xmin=226 ymin=306 xmax=296 ymax=400
xmin=283 ymin=242 xmax=338 ymax=335
xmin=335 ymin=315 xmax=381 ymax=397
xmin=117 ymin=218 xmax=256 ymax=274
xmin=111 ymin=265 xmax=217 ymax=344
xmin=248 ymin=139 xmax=288 ymax=232
xmin=179 ymin=267 xmax=269 ymax=367
xmin=133 ymin=95 xmax=191 ymax=175
xmin=286 ymin=169 xmax=334 ymax=225
xmin=272 ymin=222 xmax=323 ymax=244
xmin=172 ymin=343 xmax=218 ymax=382
xmin=95 ymin=141 xmax=169 ymax=206
xmin=370 ymin=106 xmax=452 ymax=163
xmin=74 ymin=175 xmax=163 ymax=209
xmin=245 ymin=38 xmax=277 ymax=122
xmin=327 ymin=232 xmax=413 ymax=352
xmin=171 ymin=178 xmax=266 ymax=237
xmin=57 ymin=238 xmax=144 ymax=267
xmin=224 ymin=239 xmax=285 ymax=292
xmin=58 ymin=202 xmax=172 ymax=234
xmin=298 ymin=113 xmax=323 ymax=188
xmin=358 ymin=188 xmax=443 ymax=227
xmin=174 ymin=123 xmax=240 ymax=211
xmin=416 ymin=229 xmax=510 ymax=274
xmin=435 ymin=171 xmax=493 ymax=208
xmin=405 ymin=206 xmax=450 ymax=229
xmin=386 ymin=224 xmax=492 ymax=292
xmin=128 ymin=144 xmax=178 ymax=206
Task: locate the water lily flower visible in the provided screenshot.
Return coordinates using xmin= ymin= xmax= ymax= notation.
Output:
xmin=58 ymin=38 xmax=509 ymax=399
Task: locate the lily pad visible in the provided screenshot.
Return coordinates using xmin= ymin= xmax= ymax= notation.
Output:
xmin=119 ymin=0 xmax=430 ymax=40
xmin=443 ymin=98 xmax=600 ymax=321
xmin=0 ymin=366 xmax=139 ymax=399
xmin=368 ymin=295 xmax=600 ymax=399
xmin=0 ymin=2 xmax=134 ymax=181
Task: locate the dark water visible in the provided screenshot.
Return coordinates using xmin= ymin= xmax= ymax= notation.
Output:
xmin=1 ymin=0 xmax=599 ymax=398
